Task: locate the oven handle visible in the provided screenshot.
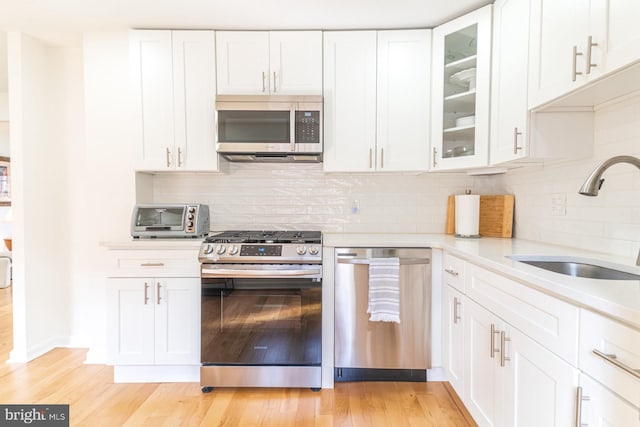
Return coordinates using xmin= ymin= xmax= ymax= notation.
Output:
xmin=337 ymin=257 xmax=430 ymax=265
xmin=201 ymin=267 xmax=322 ymax=277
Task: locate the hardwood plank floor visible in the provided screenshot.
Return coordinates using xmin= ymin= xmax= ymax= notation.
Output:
xmin=0 ymin=287 xmax=475 ymax=426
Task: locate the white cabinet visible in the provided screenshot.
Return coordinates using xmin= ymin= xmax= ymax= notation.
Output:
xmin=216 ymin=31 xmax=322 ymax=95
xmin=443 ymin=284 xmax=465 ymax=396
xmin=323 ymin=30 xmax=431 ymax=172
xmin=108 ymin=277 xmax=200 ymax=365
xmin=528 ymin=0 xmax=640 ymax=109
xmin=578 ymin=374 xmax=640 ymax=427
xmin=130 ymin=30 xmax=218 ymax=172
xmin=431 ymin=5 xmax=492 ymax=171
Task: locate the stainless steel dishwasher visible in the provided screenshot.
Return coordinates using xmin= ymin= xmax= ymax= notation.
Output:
xmin=334 ymin=247 xmax=432 ymax=382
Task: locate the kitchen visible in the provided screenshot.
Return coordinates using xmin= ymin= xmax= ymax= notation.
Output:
xmin=1 ymin=0 xmax=640 ymax=425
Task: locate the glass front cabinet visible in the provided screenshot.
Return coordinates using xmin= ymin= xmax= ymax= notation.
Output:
xmin=431 ymin=5 xmax=492 ymax=171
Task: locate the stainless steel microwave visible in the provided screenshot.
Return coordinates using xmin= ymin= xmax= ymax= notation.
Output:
xmin=215 ymin=95 xmax=323 ymax=162
xmin=131 ymin=204 xmax=210 ymax=239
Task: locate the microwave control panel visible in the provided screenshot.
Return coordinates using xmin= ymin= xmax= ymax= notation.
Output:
xmin=295 ymin=111 xmax=321 ymax=143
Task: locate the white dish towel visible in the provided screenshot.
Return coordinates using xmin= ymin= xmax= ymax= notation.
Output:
xmin=367 ymin=257 xmax=401 ymax=323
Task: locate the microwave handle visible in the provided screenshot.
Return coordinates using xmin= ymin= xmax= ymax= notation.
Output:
xmin=290 ymin=109 xmax=296 ymax=152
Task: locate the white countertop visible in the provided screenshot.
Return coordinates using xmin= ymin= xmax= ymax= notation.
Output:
xmin=324 ymin=233 xmax=640 ymax=330
xmin=100 ymin=239 xmax=203 ymax=250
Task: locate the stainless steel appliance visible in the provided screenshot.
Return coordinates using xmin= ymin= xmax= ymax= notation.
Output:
xmin=334 ymin=247 xmax=432 ymax=381
xmin=131 ymin=203 xmax=209 ymax=239
xmin=199 ymin=230 xmax=322 ymax=391
xmin=216 ymin=95 xmax=323 ymax=162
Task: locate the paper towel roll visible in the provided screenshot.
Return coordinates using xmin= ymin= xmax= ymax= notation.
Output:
xmin=455 ymin=194 xmax=480 ymax=237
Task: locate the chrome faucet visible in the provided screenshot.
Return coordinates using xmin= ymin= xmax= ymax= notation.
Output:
xmin=578 ymin=155 xmax=640 ymax=266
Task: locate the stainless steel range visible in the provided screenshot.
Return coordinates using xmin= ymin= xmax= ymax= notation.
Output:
xmin=198 ymin=230 xmax=322 ymax=392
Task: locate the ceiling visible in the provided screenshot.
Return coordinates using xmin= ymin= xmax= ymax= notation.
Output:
xmin=0 ymin=0 xmax=492 ymax=91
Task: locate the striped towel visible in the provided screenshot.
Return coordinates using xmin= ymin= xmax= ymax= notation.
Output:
xmin=367 ymin=257 xmax=401 ymax=323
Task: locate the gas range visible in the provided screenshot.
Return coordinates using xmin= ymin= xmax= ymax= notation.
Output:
xmin=199 ymin=230 xmax=322 ymax=264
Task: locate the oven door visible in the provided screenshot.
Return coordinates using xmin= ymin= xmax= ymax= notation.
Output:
xmin=200 ymin=264 xmax=322 ymax=367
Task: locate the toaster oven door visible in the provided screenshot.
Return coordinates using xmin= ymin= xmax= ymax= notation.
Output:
xmin=133 ymin=206 xmax=186 ymax=232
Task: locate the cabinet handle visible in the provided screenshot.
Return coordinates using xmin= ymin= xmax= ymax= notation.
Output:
xmin=592 ymin=349 xmax=640 ymax=380
xmin=273 ymin=71 xmax=277 ymax=92
xmin=572 ymin=46 xmax=583 ymax=82
xmin=444 ymin=267 xmax=459 ymax=277
xmin=490 ymin=324 xmax=500 ymax=358
xmin=369 ymin=148 xmax=373 ymax=169
xmin=575 ymin=386 xmax=590 ymax=427
xmin=144 ymin=282 xmax=150 ymax=305
xmin=513 ymin=127 xmax=523 ymax=155
xmin=432 ymin=147 xmax=438 ymax=168
xmin=177 ymin=147 xmax=183 ymax=168
xmin=380 ymin=148 xmax=384 ymax=168
xmin=140 ymin=262 xmax=165 ymax=267
xmin=586 ymin=35 xmax=598 ymax=75
xmin=262 ymin=71 xmax=266 ymax=93
xmin=166 ymin=147 xmax=171 ymax=168
xmin=453 ymin=297 xmax=461 ymax=324
xmin=500 ymin=331 xmax=511 ymax=367
xmin=156 ymin=282 xmax=162 ymax=305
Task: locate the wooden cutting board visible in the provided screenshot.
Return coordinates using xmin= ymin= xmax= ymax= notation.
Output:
xmin=446 ymin=194 xmax=515 ymax=237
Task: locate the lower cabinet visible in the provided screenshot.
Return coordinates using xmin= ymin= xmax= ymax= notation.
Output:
xmin=442 ymin=284 xmax=465 ymax=394
xmin=578 ymin=374 xmax=640 ymax=426
xmin=108 ymin=277 xmax=200 ymax=365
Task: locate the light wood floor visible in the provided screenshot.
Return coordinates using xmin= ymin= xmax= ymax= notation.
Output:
xmin=0 ymin=287 xmax=475 ymax=426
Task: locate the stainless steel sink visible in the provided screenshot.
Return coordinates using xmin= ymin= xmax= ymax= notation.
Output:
xmin=507 ymin=255 xmax=640 ymax=281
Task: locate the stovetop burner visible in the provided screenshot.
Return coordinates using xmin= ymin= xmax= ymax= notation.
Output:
xmin=205 ymin=230 xmax=322 ymax=244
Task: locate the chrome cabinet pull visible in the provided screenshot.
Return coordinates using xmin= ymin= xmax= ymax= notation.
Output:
xmin=166 ymin=147 xmax=171 ymax=168
xmin=572 ymin=46 xmax=583 ymax=82
xmin=143 ymin=282 xmax=150 ymax=305
xmin=177 ymin=147 xmax=183 ymax=167
xmin=262 ymin=71 xmax=266 ymax=92
xmin=592 ymin=349 xmax=640 ymax=380
xmin=380 ymin=148 xmax=384 ymax=168
xmin=575 ymin=386 xmax=590 ymax=427
xmin=513 ymin=127 xmax=523 ymax=154
xmin=586 ymin=36 xmax=598 ymax=75
xmin=432 ymin=147 xmax=438 ymax=168
xmin=490 ymin=324 xmax=500 ymax=358
xmin=444 ymin=267 xmax=459 ymax=277
xmin=453 ymin=297 xmax=461 ymax=324
xmin=273 ymin=71 xmax=277 ymax=92
xmin=156 ymin=282 xmax=162 ymax=305
xmin=369 ymin=148 xmax=373 ymax=169
xmin=500 ymin=331 xmax=511 ymax=367
xmin=140 ymin=262 xmax=165 ymax=267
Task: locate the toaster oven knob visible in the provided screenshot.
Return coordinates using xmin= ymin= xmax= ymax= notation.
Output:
xmin=228 ymin=245 xmax=238 ymax=255
xmin=187 ymin=221 xmax=194 ymax=227
xmin=215 ymin=245 xmax=226 ymax=255
xmin=187 ymin=214 xmax=194 ymax=220
xmin=296 ymin=245 xmax=307 ymax=255
xmin=308 ymin=245 xmax=319 ymax=255
xmin=188 ymin=206 xmax=196 ymax=213
xmin=203 ymin=244 xmax=214 ymax=254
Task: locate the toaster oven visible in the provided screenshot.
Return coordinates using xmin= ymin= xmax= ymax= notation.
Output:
xmin=131 ymin=204 xmax=210 ymax=238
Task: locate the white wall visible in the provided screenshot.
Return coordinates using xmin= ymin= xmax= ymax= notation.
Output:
xmin=499 ymin=94 xmax=640 ymax=260
xmin=7 ymin=32 xmax=80 ymax=361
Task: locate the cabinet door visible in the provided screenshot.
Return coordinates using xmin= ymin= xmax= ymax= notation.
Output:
xmin=154 ymin=278 xmax=200 ymax=365
xmin=323 ymin=31 xmax=377 ymax=172
xmin=376 ymin=30 xmax=431 ymax=172
xmin=595 ymin=0 xmax=640 ymax=74
xmin=464 ymin=299 xmax=502 ymax=427
xmin=527 ymin=0 xmax=591 ymax=108
xmin=130 ymin=30 xmax=175 ymax=171
xmin=269 ymin=31 xmax=322 ymax=95
xmin=216 ymin=31 xmax=270 ymax=95
xmin=490 ymin=0 xmax=530 ymax=165
xmin=443 ymin=285 xmax=465 ymax=395
xmin=171 ymin=31 xmax=218 ymax=171
xmin=107 ymin=278 xmax=155 ymax=365
xmin=502 ymin=325 xmax=580 ymax=427
xmin=579 ymin=374 xmax=640 ymax=426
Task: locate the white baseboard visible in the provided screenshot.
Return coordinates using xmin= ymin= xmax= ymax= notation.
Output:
xmin=427 ymin=367 xmax=447 ymax=381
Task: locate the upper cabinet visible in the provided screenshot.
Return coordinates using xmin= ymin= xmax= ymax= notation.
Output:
xmin=528 ymin=0 xmax=640 ymax=109
xmin=216 ymin=31 xmax=322 ymax=95
xmin=130 ymin=30 xmax=219 ymax=172
xmin=431 ymin=5 xmax=492 ymax=171
xmin=323 ymin=30 xmax=431 ymax=172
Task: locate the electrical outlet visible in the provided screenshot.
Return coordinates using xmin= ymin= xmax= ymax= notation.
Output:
xmin=351 ymin=200 xmax=360 ymax=214
xmin=551 ymin=193 xmax=567 ymax=216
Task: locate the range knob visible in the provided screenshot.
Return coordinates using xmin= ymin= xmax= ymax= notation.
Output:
xmin=215 ymin=245 xmax=226 ymax=255
xmin=296 ymin=245 xmax=307 ymax=255
xmin=203 ymin=244 xmax=214 ymax=254
xmin=308 ymin=245 xmax=319 ymax=255
xmin=228 ymin=245 xmax=239 ymax=255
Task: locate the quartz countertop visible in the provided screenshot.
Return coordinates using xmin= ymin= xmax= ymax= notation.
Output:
xmin=323 ymin=233 xmax=640 ymax=330
xmin=100 ymin=239 xmax=203 ymax=250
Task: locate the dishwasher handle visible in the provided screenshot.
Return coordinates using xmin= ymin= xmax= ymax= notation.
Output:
xmin=337 ymin=257 xmax=430 ymax=266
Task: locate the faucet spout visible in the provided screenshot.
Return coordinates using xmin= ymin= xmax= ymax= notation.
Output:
xmin=578 ymin=155 xmax=640 ymax=196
